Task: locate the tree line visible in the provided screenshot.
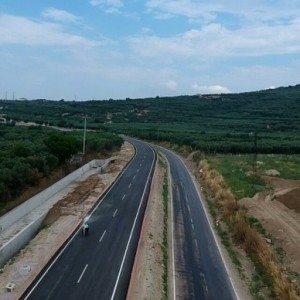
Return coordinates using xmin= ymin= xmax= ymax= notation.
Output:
xmin=0 ymin=125 xmax=122 ymax=207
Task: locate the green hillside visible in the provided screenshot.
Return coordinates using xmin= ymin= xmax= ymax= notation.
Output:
xmin=1 ymin=84 xmax=300 ymax=154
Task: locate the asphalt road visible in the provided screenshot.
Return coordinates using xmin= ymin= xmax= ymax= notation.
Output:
xmin=22 ymin=139 xmax=156 ymax=300
xmin=157 ymin=146 xmax=238 ymax=300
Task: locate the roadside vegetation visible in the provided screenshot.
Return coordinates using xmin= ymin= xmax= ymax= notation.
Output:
xmin=1 ymin=84 xmax=299 ymax=298
xmin=0 ymin=125 xmax=122 ymax=214
xmin=198 ymin=158 xmax=300 ymax=299
xmin=1 ymin=85 xmax=300 ymax=155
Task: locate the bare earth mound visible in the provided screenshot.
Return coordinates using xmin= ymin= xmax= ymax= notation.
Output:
xmin=240 ymin=175 xmax=300 ymax=284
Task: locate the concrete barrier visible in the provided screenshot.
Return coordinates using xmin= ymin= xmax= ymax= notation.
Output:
xmin=0 ymin=159 xmax=106 ymax=232
xmin=0 ymin=158 xmax=111 ymax=267
xmin=0 ymin=213 xmax=47 ymax=267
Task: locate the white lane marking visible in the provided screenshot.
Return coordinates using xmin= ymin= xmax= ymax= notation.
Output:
xmin=77 ymin=264 xmax=88 ymax=283
xmin=140 ymin=163 xmax=142 ymax=167
xmin=187 ymin=204 xmax=191 ymax=214
xmin=133 ymin=175 xmax=136 ymax=180
xmin=24 ymin=142 xmax=139 ymax=299
xmin=113 ymin=209 xmax=118 ymax=217
xmin=128 ymin=183 xmax=131 ymax=189
xmin=170 ymin=165 xmax=176 ymax=300
xmin=110 ymin=146 xmax=156 ymax=300
xmin=178 ymin=153 xmax=240 ymax=300
xmin=137 ymin=169 xmax=140 ymax=172
xmin=195 ymin=239 xmax=198 ymax=250
xmin=191 ymin=223 xmax=195 ymax=230
xmin=99 ymin=230 xmax=106 ymax=242
xmin=122 ymin=195 xmax=125 ymax=201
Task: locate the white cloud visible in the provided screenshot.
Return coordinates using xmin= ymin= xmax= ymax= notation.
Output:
xmin=0 ymin=14 xmax=98 ymax=47
xmin=146 ymin=0 xmax=218 ymax=22
xmin=127 ymin=20 xmax=300 ymax=63
xmin=145 ymin=0 xmax=300 ymax=24
xmin=192 ymin=84 xmax=231 ymax=94
xmin=42 ymin=7 xmax=81 ymax=23
xmin=163 ymin=79 xmax=178 ymax=90
xmin=90 ymin=0 xmax=123 ymax=13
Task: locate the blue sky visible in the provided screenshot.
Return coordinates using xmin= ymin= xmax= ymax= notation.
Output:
xmin=1 ymin=0 xmax=300 ymax=100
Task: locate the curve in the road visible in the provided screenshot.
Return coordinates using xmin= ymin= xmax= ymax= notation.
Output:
xmin=22 ymin=139 xmax=156 ymax=300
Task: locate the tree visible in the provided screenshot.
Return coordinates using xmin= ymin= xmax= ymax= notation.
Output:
xmin=45 ymin=133 xmax=79 ymax=163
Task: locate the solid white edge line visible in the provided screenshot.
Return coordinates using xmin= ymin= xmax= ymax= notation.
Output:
xmin=99 ymin=230 xmax=106 ymax=242
xmin=177 ymin=153 xmax=240 ymax=300
xmin=77 ymin=264 xmax=88 ymax=283
xmin=24 ymin=140 xmax=138 ymax=299
xmin=110 ymin=145 xmax=156 ymax=300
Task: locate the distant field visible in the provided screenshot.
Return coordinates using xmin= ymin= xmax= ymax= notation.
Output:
xmin=1 ymin=84 xmax=300 ymax=154
xmin=206 ymin=154 xmax=300 ymax=199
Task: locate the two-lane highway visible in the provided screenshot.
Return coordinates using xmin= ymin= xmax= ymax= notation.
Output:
xmin=22 ymin=139 xmax=156 ymax=300
xmin=157 ymin=146 xmax=238 ymax=300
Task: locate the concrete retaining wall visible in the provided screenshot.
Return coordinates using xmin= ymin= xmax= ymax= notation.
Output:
xmin=0 ymin=213 xmax=46 ymax=268
xmin=0 ymin=159 xmax=108 ymax=232
xmin=0 ymin=158 xmax=111 ymax=267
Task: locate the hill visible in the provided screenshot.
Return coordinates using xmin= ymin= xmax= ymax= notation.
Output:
xmin=1 ymin=84 xmax=300 ymax=154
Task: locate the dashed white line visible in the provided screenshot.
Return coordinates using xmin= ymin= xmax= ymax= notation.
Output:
xmin=194 ymin=239 xmax=198 ymax=250
xmin=137 ymin=169 xmax=140 ymax=172
xmin=77 ymin=264 xmax=88 ymax=283
xmin=191 ymin=223 xmax=195 ymax=230
xmin=99 ymin=230 xmax=106 ymax=242
xmin=113 ymin=209 xmax=118 ymax=217
xmin=133 ymin=175 xmax=136 ymax=180
xmin=128 ymin=183 xmax=131 ymax=189
xmin=187 ymin=204 xmax=191 ymax=213
xmin=122 ymin=195 xmax=125 ymax=201
xmin=110 ymin=147 xmax=156 ymax=300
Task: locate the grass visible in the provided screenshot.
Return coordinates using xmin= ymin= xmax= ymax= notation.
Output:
xmin=206 ymin=194 xmax=242 ymax=270
xmin=199 ymin=159 xmax=299 ymax=299
xmin=260 ymin=154 xmax=300 ymax=179
xmin=247 ymin=217 xmax=266 ymax=236
xmin=206 ymin=153 xmax=300 ymax=200
xmin=207 ymin=154 xmax=268 ymax=199
xmin=275 ymin=247 xmax=286 ymax=264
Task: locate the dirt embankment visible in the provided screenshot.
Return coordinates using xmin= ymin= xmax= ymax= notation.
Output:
xmin=240 ymin=176 xmax=300 ymax=281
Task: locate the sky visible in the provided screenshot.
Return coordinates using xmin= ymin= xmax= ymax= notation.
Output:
xmin=0 ymin=1 xmax=300 ymax=100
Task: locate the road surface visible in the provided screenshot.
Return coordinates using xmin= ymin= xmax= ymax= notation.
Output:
xmin=22 ymin=139 xmax=156 ymax=300
xmin=157 ymin=146 xmax=238 ymax=300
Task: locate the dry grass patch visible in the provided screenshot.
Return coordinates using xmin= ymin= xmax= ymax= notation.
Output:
xmin=199 ymin=159 xmax=300 ymax=300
